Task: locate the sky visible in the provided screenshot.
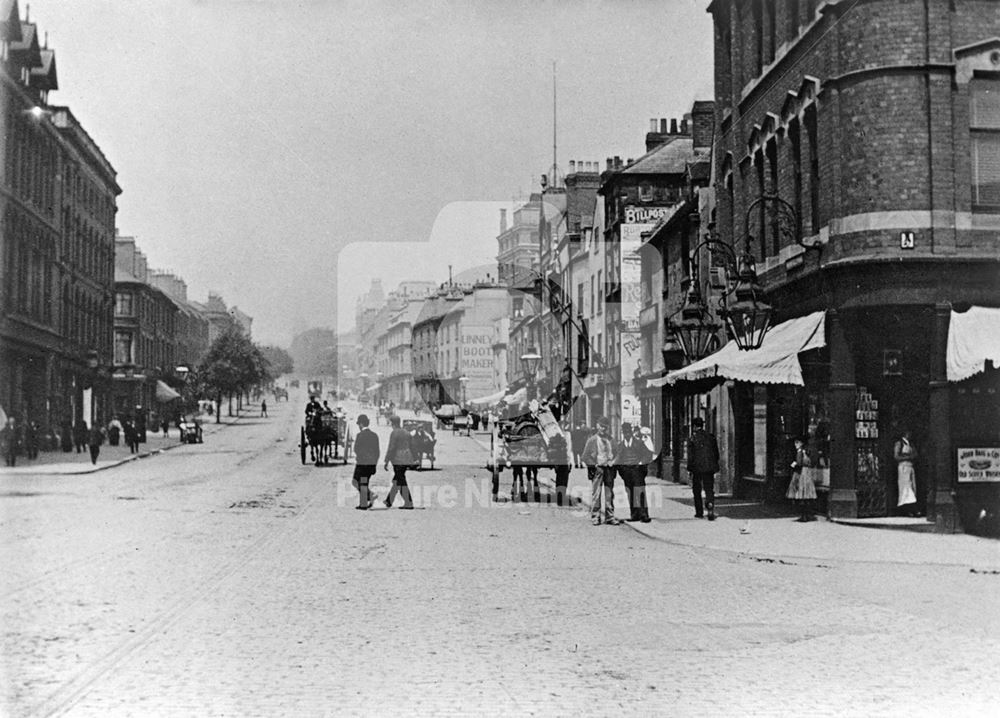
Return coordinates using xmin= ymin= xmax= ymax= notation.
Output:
xmin=35 ymin=0 xmax=714 ymax=346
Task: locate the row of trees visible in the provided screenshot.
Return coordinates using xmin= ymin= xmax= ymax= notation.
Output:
xmin=193 ymin=327 xmax=293 ymax=422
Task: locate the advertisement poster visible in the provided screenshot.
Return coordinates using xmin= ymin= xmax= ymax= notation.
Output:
xmin=460 ymin=325 xmax=495 ymax=398
xmin=619 ymin=222 xmax=650 ymax=425
xmin=957 ymin=447 xmax=1000 ymax=482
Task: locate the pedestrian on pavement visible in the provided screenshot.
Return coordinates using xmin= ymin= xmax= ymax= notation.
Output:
xmin=107 ymin=416 xmax=122 ymax=447
xmin=787 ymin=435 xmax=817 ymax=521
xmin=687 ymin=417 xmax=720 ymax=521
xmin=261 ymin=400 xmax=268 ymax=418
xmin=549 ymin=433 xmax=572 ymax=506
xmin=1 ymin=417 xmax=20 ymax=467
xmin=894 ymin=428 xmax=919 ymax=517
xmin=88 ymin=423 xmax=105 ymax=465
xmin=581 ymin=417 xmax=620 ymax=526
xmin=352 ymin=414 xmax=380 ymax=509
xmin=383 ymin=415 xmax=415 ymax=509
xmin=614 ymin=422 xmax=655 ymax=523
xmin=123 ymin=420 xmax=139 ymax=454
xmin=161 ymin=418 xmax=170 ymax=438
xmin=24 ymin=420 xmax=39 ymax=460
xmin=73 ymin=421 xmax=88 ymax=453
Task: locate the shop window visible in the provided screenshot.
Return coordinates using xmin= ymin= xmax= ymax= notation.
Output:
xmin=114 ymin=331 xmax=133 ymax=365
xmin=971 ymin=78 xmax=1000 ymax=210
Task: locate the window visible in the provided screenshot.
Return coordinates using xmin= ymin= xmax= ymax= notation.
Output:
xmin=805 ymin=105 xmax=821 ymax=232
xmin=596 ymin=270 xmax=603 ymax=314
xmin=785 ymin=0 xmax=800 ymax=39
xmin=577 ymin=282 xmax=584 ymax=317
xmin=589 ymin=275 xmax=595 ymax=318
xmin=639 ymin=185 xmax=653 ymax=202
xmin=766 ymin=139 xmax=779 ymax=255
xmin=114 ymin=331 xmax=133 ymax=365
xmin=756 ymin=150 xmax=767 ymax=260
xmin=789 ymin=119 xmax=804 ymax=238
xmin=115 ymin=291 xmax=134 ymax=317
xmin=971 ymin=78 xmax=1000 ymax=209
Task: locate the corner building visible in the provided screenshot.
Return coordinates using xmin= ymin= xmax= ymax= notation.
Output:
xmin=709 ymin=0 xmax=1000 ymax=531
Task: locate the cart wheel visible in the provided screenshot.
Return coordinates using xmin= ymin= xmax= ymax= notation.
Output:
xmin=300 ymin=427 xmax=306 ymax=465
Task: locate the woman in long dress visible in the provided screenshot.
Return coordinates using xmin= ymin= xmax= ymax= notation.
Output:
xmin=894 ymin=429 xmax=919 ymax=516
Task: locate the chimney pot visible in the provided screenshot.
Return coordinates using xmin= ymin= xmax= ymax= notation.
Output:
xmin=569 ymin=160 xmax=576 ymax=173
xmin=606 ymin=158 xmax=613 ymax=170
xmin=614 ymin=156 xmax=621 ymax=168
xmin=650 ymin=118 xmax=658 ymax=132
xmin=500 ymin=208 xmax=508 ymax=233
xmin=671 ymin=118 xmax=678 ymax=134
xmin=660 ymin=118 xmax=668 ymax=133
xmin=681 ymin=119 xmax=689 ymax=134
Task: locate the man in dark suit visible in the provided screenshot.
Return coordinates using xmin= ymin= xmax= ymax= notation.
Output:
xmin=687 ymin=417 xmax=720 ymax=521
xmin=352 ymin=414 xmax=380 ymax=509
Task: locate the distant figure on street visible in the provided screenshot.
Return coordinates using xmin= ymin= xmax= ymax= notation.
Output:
xmin=60 ymin=419 xmax=73 ymax=452
xmin=161 ymin=419 xmax=170 ymax=438
xmin=687 ymin=417 xmax=720 ymax=521
xmin=352 ymin=414 xmax=380 ymax=509
xmin=581 ymin=417 xmax=620 ymax=526
xmin=786 ymin=435 xmax=817 ymax=521
xmin=261 ymin=400 xmax=268 ymax=418
xmin=123 ymin=420 xmax=139 ymax=454
xmin=1 ymin=418 xmax=20 ymax=467
xmin=107 ymin=417 xmax=122 ymax=447
xmin=894 ymin=428 xmax=919 ymax=517
xmin=383 ymin=415 xmax=415 ymax=509
xmin=614 ymin=422 xmax=654 ymax=523
xmin=571 ymin=423 xmax=589 ymax=468
xmin=549 ymin=433 xmax=572 ymax=506
xmin=305 ymin=396 xmax=322 ymax=418
xmin=24 ymin=420 xmax=39 ymax=460
xmin=73 ymin=421 xmax=88 ymax=453
xmin=88 ymin=424 xmax=105 ymax=465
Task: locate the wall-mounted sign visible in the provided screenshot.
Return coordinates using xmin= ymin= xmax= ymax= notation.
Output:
xmin=899 ymin=231 xmax=915 ymax=249
xmin=623 ymin=205 xmax=673 ymax=224
xmin=957 ymin=447 xmax=1000 ymax=482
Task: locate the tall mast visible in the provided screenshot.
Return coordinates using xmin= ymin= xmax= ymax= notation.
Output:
xmin=552 ymin=61 xmax=557 ymax=188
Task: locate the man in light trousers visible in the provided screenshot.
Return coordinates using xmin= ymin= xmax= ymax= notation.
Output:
xmin=581 ymin=417 xmax=621 ymax=526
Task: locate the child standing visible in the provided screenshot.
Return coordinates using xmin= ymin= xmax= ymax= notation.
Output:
xmin=787 ymin=436 xmax=817 ymax=521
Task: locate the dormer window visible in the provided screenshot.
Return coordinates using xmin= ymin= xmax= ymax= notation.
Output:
xmin=639 ymin=185 xmax=653 ymax=202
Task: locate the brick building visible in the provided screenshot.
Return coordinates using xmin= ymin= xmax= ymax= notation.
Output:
xmin=1 ymin=3 xmax=121 ymax=434
xmin=704 ymin=0 xmax=1000 ymax=531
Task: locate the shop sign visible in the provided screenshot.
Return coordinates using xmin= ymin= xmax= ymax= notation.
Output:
xmin=957 ymin=447 xmax=1000 ymax=482
xmin=623 ymin=206 xmax=672 ymax=224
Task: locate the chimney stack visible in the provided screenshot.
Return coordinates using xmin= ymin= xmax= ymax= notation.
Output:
xmin=569 ymin=160 xmax=576 ymax=173
xmin=500 ymin=208 xmax=508 ymax=234
xmin=681 ymin=118 xmax=689 ymax=134
xmin=691 ymin=100 xmax=715 ymax=149
xmin=606 ymin=158 xmax=613 ymax=170
xmin=660 ymin=118 xmax=668 ymax=133
xmin=671 ymin=118 xmax=678 ymax=134
xmin=650 ymin=118 xmax=657 ymax=132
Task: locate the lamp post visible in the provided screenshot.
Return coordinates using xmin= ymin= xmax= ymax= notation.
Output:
xmin=458 ymin=374 xmax=470 ymax=435
xmin=520 ymin=347 xmax=542 ymax=402
xmin=376 ymin=370 xmax=384 ymax=406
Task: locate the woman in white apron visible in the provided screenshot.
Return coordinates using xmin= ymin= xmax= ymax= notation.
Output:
xmin=893 ymin=429 xmax=919 ymax=516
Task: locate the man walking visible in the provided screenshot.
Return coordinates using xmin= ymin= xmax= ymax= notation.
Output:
xmin=88 ymin=423 xmax=105 ymax=465
xmin=352 ymin=414 xmax=380 ymax=509
xmin=687 ymin=417 xmax=720 ymax=521
xmin=1 ymin=418 xmax=20 ymax=467
xmin=261 ymin=400 xmax=268 ymax=418
xmin=581 ymin=417 xmax=620 ymax=526
xmin=615 ymin=422 xmax=654 ymax=522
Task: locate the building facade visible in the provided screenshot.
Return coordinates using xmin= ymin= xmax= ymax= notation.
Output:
xmin=707 ymin=0 xmax=1000 ymax=531
xmin=1 ymin=3 xmax=121 ymax=433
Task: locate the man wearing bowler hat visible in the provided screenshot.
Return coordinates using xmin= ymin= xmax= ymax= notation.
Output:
xmin=687 ymin=417 xmax=720 ymax=521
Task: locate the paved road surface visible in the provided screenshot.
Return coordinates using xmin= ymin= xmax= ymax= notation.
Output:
xmin=2 ymin=394 xmax=998 ymax=716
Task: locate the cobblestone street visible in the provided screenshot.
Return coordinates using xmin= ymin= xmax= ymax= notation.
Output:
xmin=2 ymin=397 xmax=999 ymax=717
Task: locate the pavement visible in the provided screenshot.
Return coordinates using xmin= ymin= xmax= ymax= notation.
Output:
xmin=465 ymin=432 xmax=1000 ymax=572
xmin=0 ymin=411 xmax=249 ymax=476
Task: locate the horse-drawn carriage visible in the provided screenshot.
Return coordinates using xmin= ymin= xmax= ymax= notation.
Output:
xmin=273 ymin=386 xmax=288 ymax=401
xmin=299 ymin=410 xmax=350 ymax=466
xmin=487 ymin=406 xmax=571 ymax=501
xmin=403 ymin=419 xmax=437 ymax=470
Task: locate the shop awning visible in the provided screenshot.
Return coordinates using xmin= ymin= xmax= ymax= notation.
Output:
xmin=468 ymin=389 xmax=505 ymax=407
xmin=155 ymin=380 xmax=182 ymax=402
xmin=648 ymin=311 xmax=826 ymax=388
xmin=947 ymin=306 xmax=1000 ymax=382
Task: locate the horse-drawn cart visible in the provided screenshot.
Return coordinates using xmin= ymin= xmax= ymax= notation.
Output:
xmin=299 ymin=410 xmax=350 ymax=466
xmin=487 ymin=406 xmax=571 ymax=501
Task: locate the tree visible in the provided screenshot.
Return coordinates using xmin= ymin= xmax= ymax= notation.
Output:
xmin=198 ymin=327 xmax=270 ymax=422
